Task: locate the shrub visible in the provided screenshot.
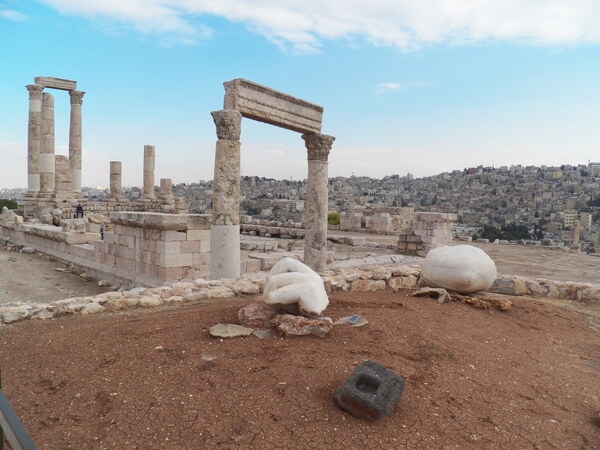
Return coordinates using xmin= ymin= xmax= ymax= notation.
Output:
xmin=328 ymin=212 xmax=340 ymax=226
xmin=0 ymin=199 xmax=18 ymax=210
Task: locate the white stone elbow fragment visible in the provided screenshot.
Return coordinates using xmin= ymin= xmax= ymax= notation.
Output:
xmin=263 ymin=257 xmax=329 ymax=316
xmin=420 ymin=245 xmax=497 ymax=294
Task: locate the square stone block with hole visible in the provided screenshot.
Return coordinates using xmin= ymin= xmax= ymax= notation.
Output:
xmin=334 ymin=360 xmax=405 ymax=421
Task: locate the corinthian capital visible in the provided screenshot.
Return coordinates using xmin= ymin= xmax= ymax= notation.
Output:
xmin=302 ymin=133 xmax=335 ymax=161
xmin=211 ymin=110 xmax=242 ymax=140
xmin=69 ymin=90 xmax=85 ymax=105
xmin=26 ymin=84 xmax=44 ymax=100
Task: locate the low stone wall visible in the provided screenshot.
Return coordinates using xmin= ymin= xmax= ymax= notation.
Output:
xmin=2 ymin=259 xmax=598 ymax=326
xmin=0 ymin=212 xmax=212 ymax=288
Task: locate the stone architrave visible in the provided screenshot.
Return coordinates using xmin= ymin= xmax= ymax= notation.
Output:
xmin=109 ymin=161 xmax=125 ymax=201
xmin=210 ymin=109 xmax=242 ymax=279
xmin=223 ymin=78 xmax=323 ymax=134
xmin=69 ymin=90 xmax=85 ymax=193
xmin=142 ymin=145 xmax=156 ymax=200
xmin=25 ymin=84 xmax=44 ymax=196
xmin=34 ymin=76 xmax=77 ymax=91
xmin=302 ymin=133 xmax=335 ymax=272
xmin=39 ymin=92 xmax=55 ymax=198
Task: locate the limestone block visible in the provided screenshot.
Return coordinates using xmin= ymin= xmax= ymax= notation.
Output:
xmin=180 ymin=240 xmax=201 ymax=253
xmin=264 ymin=257 xmax=329 ymax=316
xmin=161 ymin=230 xmax=187 ymax=242
xmin=34 ymin=76 xmax=76 ymax=90
xmin=223 ymin=78 xmax=323 ymax=134
xmin=159 ymin=253 xmax=193 ymax=268
xmin=158 ymin=240 xmax=181 ymax=255
xmin=187 ymin=229 xmax=211 ymax=241
xmin=350 ymin=279 xmax=386 ymax=292
xmin=420 ymin=245 xmax=497 ymax=294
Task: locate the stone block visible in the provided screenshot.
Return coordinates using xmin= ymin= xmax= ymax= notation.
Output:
xmin=180 ymin=240 xmax=201 ymax=254
xmin=161 ymin=230 xmax=187 ymax=242
xmin=187 ymin=229 xmax=211 ymax=241
xmin=223 ymin=78 xmax=323 ymax=133
xmin=159 ymin=253 xmax=193 ymax=268
xmin=157 ymin=240 xmax=181 ymax=255
xmin=334 ymin=360 xmax=405 ymax=420
xmin=34 ymin=76 xmax=77 ymax=90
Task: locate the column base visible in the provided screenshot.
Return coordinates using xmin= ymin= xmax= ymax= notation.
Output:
xmin=210 ymin=225 xmax=241 ymax=279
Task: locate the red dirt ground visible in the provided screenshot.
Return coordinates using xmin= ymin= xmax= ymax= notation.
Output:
xmin=1 ymin=289 xmax=599 ymax=449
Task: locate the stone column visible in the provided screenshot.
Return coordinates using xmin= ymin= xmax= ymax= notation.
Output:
xmin=69 ymin=90 xmax=85 ymax=193
xmin=571 ymin=220 xmax=581 ymax=252
xmin=39 ymin=92 xmax=55 ymax=198
xmin=302 ymin=132 xmax=335 ymax=272
xmin=142 ymin=145 xmax=156 ymax=200
xmin=109 ymin=161 xmax=123 ymax=201
xmin=210 ymin=110 xmax=242 ymax=279
xmin=159 ymin=178 xmax=174 ymax=201
xmin=25 ymin=84 xmax=44 ymax=197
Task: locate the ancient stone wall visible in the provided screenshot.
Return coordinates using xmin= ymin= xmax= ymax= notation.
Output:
xmin=397 ymin=212 xmax=457 ymax=257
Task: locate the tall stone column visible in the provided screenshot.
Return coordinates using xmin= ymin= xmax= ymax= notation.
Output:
xmin=302 ymin=132 xmax=335 ymax=272
xmin=69 ymin=90 xmax=85 ymax=193
xmin=142 ymin=145 xmax=156 ymax=200
xmin=109 ymin=161 xmax=124 ymax=201
xmin=25 ymin=84 xmax=44 ymax=197
xmin=39 ymin=92 xmax=55 ymax=198
xmin=210 ymin=110 xmax=242 ymax=279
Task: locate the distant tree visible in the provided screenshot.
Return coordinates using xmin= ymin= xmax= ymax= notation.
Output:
xmin=0 ymin=199 xmax=17 ymax=209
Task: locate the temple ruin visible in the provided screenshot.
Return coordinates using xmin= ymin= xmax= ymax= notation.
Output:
xmin=1 ymin=76 xmax=454 ymax=289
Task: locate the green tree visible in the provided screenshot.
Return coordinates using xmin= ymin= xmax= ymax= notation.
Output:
xmin=0 ymin=199 xmax=18 ymax=209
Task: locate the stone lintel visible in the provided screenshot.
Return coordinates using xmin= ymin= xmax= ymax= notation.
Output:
xmin=223 ymin=78 xmax=323 ymax=134
xmin=110 ymin=212 xmax=211 ymax=231
xmin=34 ymin=76 xmax=77 ymax=91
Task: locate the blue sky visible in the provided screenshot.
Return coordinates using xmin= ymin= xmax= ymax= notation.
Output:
xmin=1 ymin=1 xmax=599 ymax=188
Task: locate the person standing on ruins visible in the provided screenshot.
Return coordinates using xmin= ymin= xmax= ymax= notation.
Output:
xmin=75 ymin=203 xmax=84 ymax=218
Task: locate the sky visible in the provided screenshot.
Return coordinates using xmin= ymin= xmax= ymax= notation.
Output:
xmin=1 ymin=1 xmax=600 ymax=189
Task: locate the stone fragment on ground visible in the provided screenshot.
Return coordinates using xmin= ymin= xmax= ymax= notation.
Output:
xmin=412 ymin=287 xmax=451 ymax=304
xmin=209 ymin=323 xmax=255 ymax=338
xmin=270 ymin=314 xmax=333 ymax=337
xmin=420 ymin=245 xmax=497 ymax=293
xmin=238 ymin=302 xmax=279 ymax=328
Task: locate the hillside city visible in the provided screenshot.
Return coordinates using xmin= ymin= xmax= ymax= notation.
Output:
xmin=2 ymin=163 xmax=600 ymax=251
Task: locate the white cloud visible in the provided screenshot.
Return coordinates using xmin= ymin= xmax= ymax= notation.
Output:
xmin=376 ymin=81 xmax=433 ymax=94
xmin=0 ymin=9 xmax=27 ymax=21
xmin=40 ymin=0 xmax=600 ymax=50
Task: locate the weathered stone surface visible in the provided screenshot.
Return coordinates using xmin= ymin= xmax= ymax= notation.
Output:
xmin=388 ymin=275 xmax=418 ymax=291
xmin=223 ymin=78 xmax=323 ymax=133
xmin=81 ymin=302 xmax=106 ymax=315
xmin=238 ymin=302 xmax=279 ymax=328
xmin=270 ymin=314 xmax=333 ymax=337
xmin=34 ymin=76 xmax=76 ymax=91
xmin=334 ymin=360 xmax=405 ymax=420
xmin=209 ymin=323 xmax=254 ymax=338
xmin=264 ymin=257 xmax=329 ymax=316
xmin=139 ymin=294 xmax=163 ymax=308
xmin=420 ymin=245 xmax=497 ymax=293
xmin=412 ymin=287 xmax=451 ymax=304
xmin=350 ymin=279 xmax=386 ymax=292
xmin=110 ymin=212 xmax=211 ymax=231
